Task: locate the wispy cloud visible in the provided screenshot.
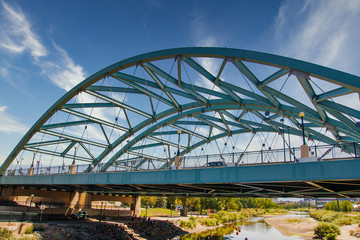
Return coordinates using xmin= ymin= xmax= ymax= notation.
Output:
xmin=0 ymin=1 xmax=86 ymax=91
xmin=272 ymin=0 xmax=360 ymax=112
xmin=0 ymin=105 xmax=28 ymax=133
xmin=190 ymin=11 xmax=224 ymax=95
xmin=274 ymin=0 xmax=360 ymax=74
xmin=40 ymin=44 xmax=86 ymax=91
xmin=0 ymin=1 xmax=46 ymax=58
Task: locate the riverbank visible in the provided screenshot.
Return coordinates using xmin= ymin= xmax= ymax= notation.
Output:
xmin=264 ymin=216 xmax=317 ymax=239
xmin=264 ymin=214 xmax=360 ymax=240
xmin=5 ymin=210 xmax=360 ymax=239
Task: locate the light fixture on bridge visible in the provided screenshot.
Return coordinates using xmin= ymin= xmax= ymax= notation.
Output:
xmin=177 ymin=130 xmax=181 ymax=156
xmin=299 ymin=112 xmax=310 ymax=158
xmin=72 ymin=145 xmax=78 ymax=165
xmin=299 ymin=112 xmax=306 ymax=145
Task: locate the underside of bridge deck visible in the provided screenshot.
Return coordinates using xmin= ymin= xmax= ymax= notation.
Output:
xmin=1 ymin=159 xmax=360 ymax=198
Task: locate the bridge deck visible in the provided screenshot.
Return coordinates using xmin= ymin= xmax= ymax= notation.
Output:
xmin=1 ymin=159 xmax=360 ymax=198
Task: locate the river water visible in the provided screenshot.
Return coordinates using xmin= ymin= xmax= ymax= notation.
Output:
xmin=173 ymin=213 xmax=309 ymax=240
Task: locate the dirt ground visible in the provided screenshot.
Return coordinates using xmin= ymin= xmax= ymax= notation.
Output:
xmin=264 ymin=217 xmax=318 ymax=239
xmin=338 ymin=224 xmax=359 ymax=240
xmin=264 ymin=217 xmax=360 ymax=240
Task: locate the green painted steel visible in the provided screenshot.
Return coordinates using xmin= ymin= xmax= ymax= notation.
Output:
xmin=1 ymin=47 xmax=360 ymax=176
xmin=1 ymin=159 xmax=360 ymax=197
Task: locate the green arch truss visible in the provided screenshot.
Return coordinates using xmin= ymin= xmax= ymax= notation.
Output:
xmin=2 ymin=47 xmax=360 ymax=175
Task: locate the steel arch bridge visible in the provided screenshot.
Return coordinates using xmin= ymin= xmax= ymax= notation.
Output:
xmin=1 ymin=47 xmax=360 ymax=177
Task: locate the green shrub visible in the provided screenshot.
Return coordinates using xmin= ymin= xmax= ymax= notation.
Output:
xmin=33 ymin=224 xmax=45 ymax=232
xmin=310 ymin=210 xmax=341 ymax=222
xmin=314 ymin=222 xmax=340 ymax=239
xmin=189 ymin=216 xmax=197 ymax=221
xmin=0 ymin=228 xmax=13 ymax=239
xmin=325 ymin=232 xmax=337 ymax=240
xmin=180 ymin=219 xmax=197 ymax=229
xmin=287 ymin=218 xmax=301 ymax=224
xmin=24 ymin=224 xmax=34 ymax=234
xmin=199 ymin=218 xmax=217 ymax=226
xmin=17 ymin=234 xmax=41 ymax=240
xmin=332 ymin=216 xmax=353 ymax=226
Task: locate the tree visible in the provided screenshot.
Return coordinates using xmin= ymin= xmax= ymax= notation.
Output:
xmin=324 ymin=200 xmax=353 ymax=212
xmin=200 ymin=197 xmax=224 ymax=211
xmin=154 ymin=197 xmax=167 ymax=208
xmin=141 ymin=196 xmax=157 ymax=208
xmin=187 ymin=197 xmax=201 ymax=211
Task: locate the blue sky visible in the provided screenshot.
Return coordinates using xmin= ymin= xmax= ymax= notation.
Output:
xmin=1 ymin=0 xmax=360 ymax=164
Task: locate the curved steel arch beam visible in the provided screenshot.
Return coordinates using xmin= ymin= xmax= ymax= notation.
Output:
xmin=1 ymin=47 xmax=360 ymax=175
xmin=97 ymin=97 xmax=348 ymax=172
xmin=158 ymin=123 xmax=339 ymax=170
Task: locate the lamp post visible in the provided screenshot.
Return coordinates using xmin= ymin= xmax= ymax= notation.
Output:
xmin=299 ymin=112 xmax=306 ymax=145
xmin=280 ymin=118 xmax=286 ymax=162
xmin=146 ymin=201 xmax=149 ymax=219
xmin=299 ymin=112 xmax=310 ymax=158
xmin=177 ymin=130 xmax=181 ymax=156
xmin=28 ymin=194 xmax=34 ymax=222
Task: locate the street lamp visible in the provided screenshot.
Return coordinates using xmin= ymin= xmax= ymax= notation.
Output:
xmin=299 ymin=112 xmax=310 ymax=158
xmin=146 ymin=201 xmax=149 ymax=219
xmin=28 ymin=194 xmax=34 ymax=222
xmin=299 ymin=112 xmax=306 ymax=145
xmin=280 ymin=118 xmax=286 ymax=162
xmin=177 ymin=130 xmax=181 ymax=156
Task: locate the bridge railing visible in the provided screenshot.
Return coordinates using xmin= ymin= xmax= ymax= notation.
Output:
xmin=5 ymin=142 xmax=359 ymax=176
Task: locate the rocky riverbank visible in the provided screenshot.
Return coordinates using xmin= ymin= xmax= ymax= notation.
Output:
xmin=31 ymin=218 xmax=187 ymax=240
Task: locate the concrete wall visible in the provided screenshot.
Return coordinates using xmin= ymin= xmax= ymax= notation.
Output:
xmin=0 ymin=186 xmax=140 ymax=217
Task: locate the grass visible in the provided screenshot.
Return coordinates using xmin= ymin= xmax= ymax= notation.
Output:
xmin=180 ymin=216 xmax=197 ymax=229
xmin=140 ymin=208 xmax=180 ymax=217
xmin=0 ymin=227 xmax=41 ymax=240
xmin=24 ymin=225 xmax=34 ymax=234
xmin=310 ymin=210 xmax=360 ymax=226
xmin=180 ymin=208 xmax=288 ymax=229
xmin=287 ymin=218 xmax=302 ymax=224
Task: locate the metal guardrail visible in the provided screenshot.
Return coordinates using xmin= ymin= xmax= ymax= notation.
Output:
xmin=5 ymin=142 xmax=359 ymax=176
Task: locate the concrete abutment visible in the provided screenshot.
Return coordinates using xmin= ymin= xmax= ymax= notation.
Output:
xmin=0 ymin=186 xmax=140 ymax=217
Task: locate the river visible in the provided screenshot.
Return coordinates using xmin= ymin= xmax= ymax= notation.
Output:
xmin=173 ymin=213 xmax=309 ymax=240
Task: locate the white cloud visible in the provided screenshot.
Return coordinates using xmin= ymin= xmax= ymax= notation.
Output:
xmin=0 ymin=1 xmax=86 ymax=92
xmin=272 ymin=0 xmax=360 ymax=135
xmin=0 ymin=1 xmax=47 ymax=58
xmin=40 ymin=44 xmax=86 ymax=91
xmin=0 ymin=105 xmax=28 ymax=133
xmin=274 ymin=0 xmax=360 ymax=74
xmin=190 ymin=12 xmax=224 ymax=96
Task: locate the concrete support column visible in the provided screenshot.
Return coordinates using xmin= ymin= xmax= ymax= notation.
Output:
xmin=78 ymin=192 xmax=92 ymax=210
xmin=131 ymin=196 xmax=141 ymax=216
xmin=0 ymin=186 xmax=15 ymax=200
